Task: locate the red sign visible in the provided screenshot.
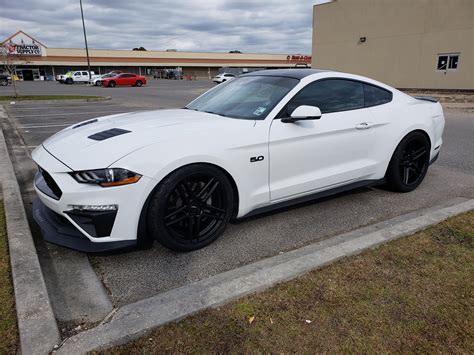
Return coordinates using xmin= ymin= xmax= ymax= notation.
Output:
xmin=287 ymin=55 xmax=312 ymax=62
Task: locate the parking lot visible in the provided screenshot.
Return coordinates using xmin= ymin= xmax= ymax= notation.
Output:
xmin=2 ymin=80 xmax=474 ymax=313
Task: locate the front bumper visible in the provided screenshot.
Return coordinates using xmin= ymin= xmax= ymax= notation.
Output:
xmin=33 ymin=198 xmax=136 ymax=252
xmin=31 ymin=144 xmax=157 ymax=251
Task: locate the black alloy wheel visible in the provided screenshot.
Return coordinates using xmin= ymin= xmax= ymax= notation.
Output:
xmin=386 ymin=131 xmax=430 ymax=192
xmin=108 ymin=81 xmax=116 ymax=87
xmin=135 ymin=80 xmax=142 ymax=87
xmin=0 ymin=78 xmax=8 ymax=86
xmin=66 ymin=78 xmax=73 ymax=84
xmin=147 ymin=164 xmax=234 ymax=251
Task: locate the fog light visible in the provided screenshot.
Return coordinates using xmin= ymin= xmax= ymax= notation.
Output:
xmin=67 ymin=204 xmax=118 ymax=211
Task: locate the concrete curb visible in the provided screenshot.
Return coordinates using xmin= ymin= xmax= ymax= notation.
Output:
xmin=57 ymin=198 xmax=474 ymax=354
xmin=0 ymin=106 xmax=60 ymax=354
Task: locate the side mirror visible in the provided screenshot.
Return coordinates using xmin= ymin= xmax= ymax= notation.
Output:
xmin=282 ymin=105 xmax=322 ymax=123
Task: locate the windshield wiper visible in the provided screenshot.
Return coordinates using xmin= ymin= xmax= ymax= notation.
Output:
xmin=203 ymin=110 xmax=229 ymax=117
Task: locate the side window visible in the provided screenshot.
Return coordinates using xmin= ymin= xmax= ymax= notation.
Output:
xmin=285 ymin=79 xmax=364 ymax=115
xmin=82 ymin=72 xmax=88 ymax=76
xmin=74 ymin=72 xmax=81 ymax=76
xmin=363 ymin=84 xmax=392 ymax=107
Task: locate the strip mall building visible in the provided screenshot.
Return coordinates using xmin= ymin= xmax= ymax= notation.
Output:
xmin=1 ymin=31 xmax=311 ymax=81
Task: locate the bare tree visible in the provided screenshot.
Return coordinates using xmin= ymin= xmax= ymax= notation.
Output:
xmin=1 ymin=44 xmax=19 ymax=97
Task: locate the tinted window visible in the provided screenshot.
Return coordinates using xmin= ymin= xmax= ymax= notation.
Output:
xmin=286 ymin=79 xmax=364 ymax=115
xmin=82 ymin=72 xmax=88 ymax=76
xmin=119 ymin=74 xmax=134 ymax=78
xmin=363 ymin=84 xmax=392 ymax=107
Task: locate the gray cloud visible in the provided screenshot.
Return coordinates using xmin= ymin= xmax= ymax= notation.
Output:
xmin=0 ymin=0 xmax=316 ymax=53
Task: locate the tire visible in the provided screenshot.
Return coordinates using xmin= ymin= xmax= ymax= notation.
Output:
xmin=385 ymin=131 xmax=430 ymax=192
xmin=0 ymin=78 xmax=7 ymax=86
xmin=108 ymin=81 xmax=116 ymax=88
xmin=135 ymin=80 xmax=142 ymax=87
xmin=147 ymin=164 xmax=234 ymax=251
xmin=65 ymin=78 xmax=73 ymax=84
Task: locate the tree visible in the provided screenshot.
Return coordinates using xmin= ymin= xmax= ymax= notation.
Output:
xmin=1 ymin=43 xmax=19 ymax=97
xmin=132 ymin=47 xmax=147 ymax=51
xmin=229 ymin=50 xmax=242 ymax=53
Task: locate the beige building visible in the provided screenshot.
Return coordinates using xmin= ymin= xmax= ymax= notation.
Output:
xmin=312 ymin=0 xmax=474 ymax=90
xmin=2 ymin=31 xmax=311 ymax=80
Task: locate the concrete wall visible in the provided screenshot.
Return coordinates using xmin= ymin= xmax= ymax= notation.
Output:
xmin=312 ymin=0 xmax=474 ymax=89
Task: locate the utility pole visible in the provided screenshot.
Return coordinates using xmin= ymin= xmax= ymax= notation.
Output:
xmin=79 ymin=0 xmax=92 ymax=84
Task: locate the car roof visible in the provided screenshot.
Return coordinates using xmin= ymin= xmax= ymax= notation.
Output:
xmin=242 ymin=69 xmax=331 ymax=80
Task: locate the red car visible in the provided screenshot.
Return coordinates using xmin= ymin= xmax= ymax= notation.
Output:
xmin=102 ymin=73 xmax=146 ymax=87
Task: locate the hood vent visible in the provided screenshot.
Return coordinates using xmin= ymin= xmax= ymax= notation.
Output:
xmin=88 ymin=128 xmax=131 ymax=141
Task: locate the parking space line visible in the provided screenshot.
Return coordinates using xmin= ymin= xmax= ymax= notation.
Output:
xmin=12 ymin=110 xmax=132 ymax=118
xmin=19 ymin=123 xmax=73 ymax=129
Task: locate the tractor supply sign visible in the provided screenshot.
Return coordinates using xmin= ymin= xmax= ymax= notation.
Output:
xmin=5 ymin=42 xmax=42 ymax=55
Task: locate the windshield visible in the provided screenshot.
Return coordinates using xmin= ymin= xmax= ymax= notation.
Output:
xmin=186 ymin=76 xmax=299 ymax=120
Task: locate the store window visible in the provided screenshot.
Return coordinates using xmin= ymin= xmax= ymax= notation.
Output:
xmin=437 ymin=53 xmax=459 ymax=71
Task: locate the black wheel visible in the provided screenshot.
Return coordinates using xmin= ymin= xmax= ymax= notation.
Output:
xmin=135 ymin=80 xmax=142 ymax=87
xmin=385 ymin=131 xmax=430 ymax=192
xmin=66 ymin=78 xmax=73 ymax=84
xmin=0 ymin=78 xmax=8 ymax=86
xmin=147 ymin=164 xmax=234 ymax=251
xmin=108 ymin=81 xmax=116 ymax=87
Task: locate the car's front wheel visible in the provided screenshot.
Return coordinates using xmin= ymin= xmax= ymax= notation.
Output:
xmin=147 ymin=164 xmax=234 ymax=251
xmin=135 ymin=80 xmax=142 ymax=87
xmin=108 ymin=81 xmax=116 ymax=87
xmin=385 ymin=131 xmax=430 ymax=192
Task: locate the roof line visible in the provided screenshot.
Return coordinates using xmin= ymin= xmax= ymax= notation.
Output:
xmin=1 ymin=30 xmax=48 ymax=48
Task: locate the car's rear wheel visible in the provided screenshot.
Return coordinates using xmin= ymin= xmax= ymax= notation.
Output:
xmin=135 ymin=80 xmax=142 ymax=87
xmin=147 ymin=164 xmax=234 ymax=251
xmin=385 ymin=131 xmax=430 ymax=192
xmin=0 ymin=78 xmax=8 ymax=86
xmin=108 ymin=81 xmax=116 ymax=87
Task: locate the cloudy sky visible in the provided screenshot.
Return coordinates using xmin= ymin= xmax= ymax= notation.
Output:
xmin=0 ymin=0 xmax=322 ymax=54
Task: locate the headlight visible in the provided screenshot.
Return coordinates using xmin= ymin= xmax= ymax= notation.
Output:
xmin=70 ymin=168 xmax=141 ymax=187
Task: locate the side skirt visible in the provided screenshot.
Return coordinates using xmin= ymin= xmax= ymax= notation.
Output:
xmin=241 ymin=179 xmax=385 ymax=219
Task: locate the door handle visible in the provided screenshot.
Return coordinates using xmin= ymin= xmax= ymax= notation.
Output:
xmin=356 ymin=122 xmax=373 ymax=130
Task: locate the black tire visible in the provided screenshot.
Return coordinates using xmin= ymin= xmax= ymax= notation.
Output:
xmin=108 ymin=81 xmax=116 ymax=87
xmin=147 ymin=164 xmax=234 ymax=251
xmin=135 ymin=80 xmax=142 ymax=87
xmin=385 ymin=131 xmax=430 ymax=192
xmin=0 ymin=78 xmax=8 ymax=86
xmin=65 ymin=78 xmax=73 ymax=84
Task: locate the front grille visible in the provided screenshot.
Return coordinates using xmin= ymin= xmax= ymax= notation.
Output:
xmin=36 ymin=167 xmax=63 ymax=200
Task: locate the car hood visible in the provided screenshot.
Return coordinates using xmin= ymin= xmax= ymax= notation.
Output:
xmin=40 ymin=109 xmax=255 ymax=171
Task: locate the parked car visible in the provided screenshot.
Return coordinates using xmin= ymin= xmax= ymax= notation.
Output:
xmin=31 ymin=69 xmax=445 ymax=253
xmin=0 ymin=73 xmax=11 ymax=86
xmin=101 ymin=73 xmax=147 ymax=87
xmin=92 ymin=73 xmax=118 ymax=86
xmin=57 ymin=71 xmax=100 ymax=84
xmin=213 ymin=73 xmax=236 ymax=83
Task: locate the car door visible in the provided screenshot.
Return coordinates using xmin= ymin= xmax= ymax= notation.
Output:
xmin=269 ymin=78 xmax=378 ymax=201
xmin=73 ymin=71 xmax=82 ymax=82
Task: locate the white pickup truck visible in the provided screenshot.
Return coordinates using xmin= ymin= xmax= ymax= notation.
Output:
xmin=56 ymin=71 xmax=100 ymax=84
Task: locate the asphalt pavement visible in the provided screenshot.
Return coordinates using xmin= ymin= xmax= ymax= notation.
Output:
xmin=1 ymin=80 xmax=473 ymax=310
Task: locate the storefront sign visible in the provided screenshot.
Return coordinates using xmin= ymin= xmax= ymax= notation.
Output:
xmin=287 ymin=55 xmax=312 ymax=62
xmin=4 ymin=42 xmax=42 ymax=56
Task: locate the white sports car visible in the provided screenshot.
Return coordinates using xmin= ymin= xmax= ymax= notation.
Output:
xmin=32 ymin=69 xmax=445 ymax=252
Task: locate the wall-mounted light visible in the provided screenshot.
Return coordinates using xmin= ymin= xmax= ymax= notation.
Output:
xmin=359 ymin=37 xmax=367 ymax=43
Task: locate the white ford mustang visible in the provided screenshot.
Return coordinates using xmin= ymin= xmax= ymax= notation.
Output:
xmin=32 ymin=69 xmax=445 ymax=252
